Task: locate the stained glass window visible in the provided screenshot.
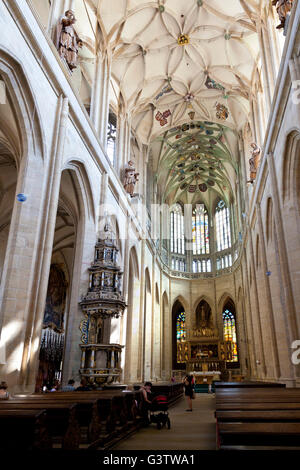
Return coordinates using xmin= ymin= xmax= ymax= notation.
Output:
xmin=176 ymin=311 xmax=187 ymax=363
xmin=107 ymin=112 xmax=117 ymax=166
xmin=170 ymin=203 xmax=185 ymax=254
xmin=223 ymin=309 xmax=238 ymax=362
xmin=192 ymin=204 xmax=209 ymax=254
xmin=216 ymin=201 xmax=231 ymax=252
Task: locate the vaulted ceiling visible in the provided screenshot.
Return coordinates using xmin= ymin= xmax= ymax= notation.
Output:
xmin=74 ymin=0 xmax=271 ymax=144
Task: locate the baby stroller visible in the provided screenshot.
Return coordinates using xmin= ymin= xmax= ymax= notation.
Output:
xmin=149 ymin=394 xmax=171 ymax=430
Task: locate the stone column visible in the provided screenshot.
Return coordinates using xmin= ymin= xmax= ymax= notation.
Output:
xmin=257 ymin=24 xmax=272 ymax=115
xmin=267 ymin=152 xmax=299 ymax=381
xmin=0 ymin=96 xmax=68 ymax=392
xmin=116 ymin=110 xmax=132 ymax=175
xmin=248 ymin=230 xmax=268 ymax=377
xmin=256 ymin=202 xmax=281 ymax=379
xmin=22 ymin=97 xmax=69 ymax=391
xmin=90 ymin=52 xmax=111 ymax=149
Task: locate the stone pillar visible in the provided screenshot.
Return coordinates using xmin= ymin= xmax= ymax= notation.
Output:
xmin=257 ymin=24 xmax=272 ymax=115
xmin=267 ymin=152 xmax=300 ymax=381
xmin=116 ymin=111 xmax=132 ymax=175
xmin=256 ymin=202 xmax=281 ymax=380
xmin=0 ymin=96 xmax=68 ymax=392
xmin=22 ymin=97 xmax=69 ymax=390
xmin=248 ymin=231 xmax=268 ymax=377
xmin=90 ymin=52 xmax=111 ymax=149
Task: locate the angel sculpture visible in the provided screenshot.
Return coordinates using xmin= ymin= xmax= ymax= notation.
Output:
xmin=272 ymin=0 xmax=294 ymax=29
xmin=56 ymin=10 xmax=83 ymax=71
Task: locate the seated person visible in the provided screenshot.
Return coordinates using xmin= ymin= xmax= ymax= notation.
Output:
xmin=61 ymin=379 xmax=75 ymax=391
xmin=0 ymin=381 xmax=9 ymax=399
xmin=75 ymin=377 xmax=91 ymax=391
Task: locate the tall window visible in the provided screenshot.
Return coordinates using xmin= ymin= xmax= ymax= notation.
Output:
xmin=107 ymin=111 xmax=117 ymax=165
xmin=223 ymin=308 xmax=238 ymax=362
xmin=176 ymin=311 xmax=187 ymax=363
xmin=170 ymin=203 xmax=185 ymax=254
xmin=192 ymin=204 xmax=209 ymax=254
xmin=216 ymin=200 xmax=231 ymax=251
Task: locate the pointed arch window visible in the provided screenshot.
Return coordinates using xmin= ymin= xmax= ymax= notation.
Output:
xmin=216 ymin=200 xmax=231 ymax=251
xmin=192 ymin=204 xmax=209 ymax=254
xmin=107 ymin=111 xmax=117 ymax=166
xmin=176 ymin=311 xmax=187 ymax=363
xmin=223 ymin=308 xmax=238 ymax=362
xmin=170 ymin=203 xmax=185 ymax=254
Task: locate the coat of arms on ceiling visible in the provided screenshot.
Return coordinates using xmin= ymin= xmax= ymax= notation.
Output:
xmin=215 ymin=103 xmax=229 ymax=121
xmin=205 ymin=75 xmax=225 ymax=92
xmin=155 ymin=83 xmax=173 ymax=101
xmin=155 ymin=109 xmax=171 ymax=126
xmin=177 ymin=34 xmax=189 ymax=46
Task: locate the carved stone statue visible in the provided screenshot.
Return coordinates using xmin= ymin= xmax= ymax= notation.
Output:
xmin=248 ymin=142 xmax=261 ymax=183
xmin=123 ymin=160 xmax=139 ymax=197
xmin=272 ymin=0 xmax=294 ymax=29
xmin=56 ymin=10 xmax=83 ymax=71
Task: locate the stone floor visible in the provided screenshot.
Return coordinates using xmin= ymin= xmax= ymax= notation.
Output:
xmin=112 ymin=394 xmax=216 ymax=450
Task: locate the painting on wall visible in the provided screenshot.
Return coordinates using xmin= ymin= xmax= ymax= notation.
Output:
xmin=43 ymin=264 xmax=68 ymax=333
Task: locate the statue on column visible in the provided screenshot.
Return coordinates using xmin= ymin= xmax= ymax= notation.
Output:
xmin=123 ymin=160 xmax=139 ymax=197
xmin=272 ymin=0 xmax=294 ymax=29
xmin=56 ymin=10 xmax=83 ymax=71
xmin=248 ymin=142 xmax=261 ymax=184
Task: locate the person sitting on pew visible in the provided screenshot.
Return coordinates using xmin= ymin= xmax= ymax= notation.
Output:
xmin=61 ymin=379 xmax=76 ymax=392
xmin=50 ymin=379 xmax=61 ymax=392
xmin=75 ymin=377 xmax=91 ymax=391
xmin=0 ymin=381 xmax=9 ymax=399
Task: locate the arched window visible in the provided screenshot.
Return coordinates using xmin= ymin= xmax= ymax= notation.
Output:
xmin=170 ymin=203 xmax=185 ymax=254
xmin=192 ymin=204 xmax=209 ymax=254
xmin=216 ymin=200 xmax=231 ymax=251
xmin=107 ymin=111 xmax=117 ymax=165
xmin=223 ymin=308 xmax=238 ymax=362
xmin=176 ymin=310 xmax=187 ymax=363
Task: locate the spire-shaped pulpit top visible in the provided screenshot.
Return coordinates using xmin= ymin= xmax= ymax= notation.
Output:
xmin=79 ymin=217 xmax=126 ymax=322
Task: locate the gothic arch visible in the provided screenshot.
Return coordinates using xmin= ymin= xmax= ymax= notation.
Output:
xmin=145 ymin=267 xmax=151 ymax=294
xmin=172 ymin=295 xmax=189 ymax=314
xmin=192 ymin=295 xmax=214 ymax=313
xmin=0 ymin=47 xmax=45 ymax=163
xmin=282 ymin=130 xmax=300 ymax=206
xmin=63 ymin=159 xmax=96 ymax=224
xmin=129 ymin=245 xmax=139 ymax=280
xmin=217 ymin=292 xmax=235 ymax=310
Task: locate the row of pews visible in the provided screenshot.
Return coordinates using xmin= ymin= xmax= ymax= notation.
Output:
xmin=0 ymin=383 xmax=183 ymax=450
xmin=215 ymin=381 xmax=300 ymax=450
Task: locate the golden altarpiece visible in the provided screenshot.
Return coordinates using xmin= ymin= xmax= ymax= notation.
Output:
xmin=176 ymin=303 xmax=234 ymax=386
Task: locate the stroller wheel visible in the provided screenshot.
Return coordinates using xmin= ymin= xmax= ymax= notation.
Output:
xmin=167 ymin=418 xmax=171 ymax=429
xmin=157 ymin=422 xmax=161 ymax=430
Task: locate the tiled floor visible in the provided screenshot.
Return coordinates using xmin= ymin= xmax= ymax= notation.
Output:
xmin=112 ymin=394 xmax=216 ymax=450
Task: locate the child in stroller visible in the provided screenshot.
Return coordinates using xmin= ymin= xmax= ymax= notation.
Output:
xmin=149 ymin=394 xmax=171 ymax=430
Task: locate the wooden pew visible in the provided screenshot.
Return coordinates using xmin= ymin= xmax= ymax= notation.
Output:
xmin=215 ymin=385 xmax=300 ymax=449
xmin=0 ymin=409 xmax=51 ymax=450
xmin=8 ymin=390 xmax=141 ymax=449
xmin=215 ymin=381 xmax=286 ymax=388
xmin=0 ymin=401 xmax=81 ymax=449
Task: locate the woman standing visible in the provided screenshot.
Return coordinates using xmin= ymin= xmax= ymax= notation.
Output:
xmin=183 ymin=375 xmax=194 ymax=412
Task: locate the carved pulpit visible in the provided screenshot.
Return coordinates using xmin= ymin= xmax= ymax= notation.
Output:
xmin=79 ymin=221 xmax=126 ymax=385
